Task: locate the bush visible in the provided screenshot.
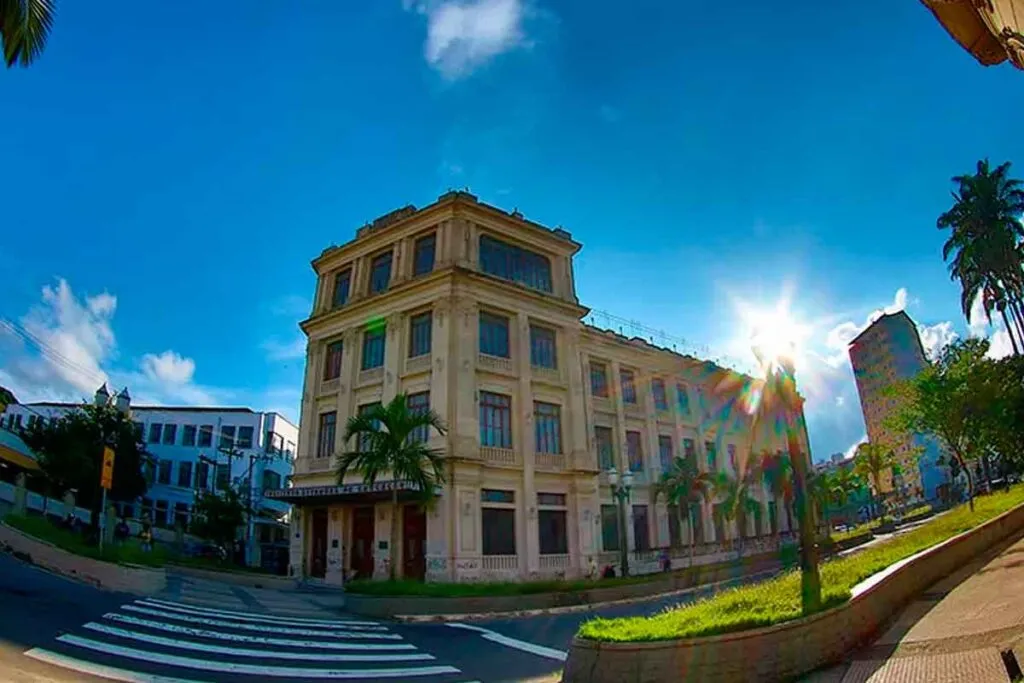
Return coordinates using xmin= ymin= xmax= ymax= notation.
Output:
xmin=578 ymin=485 xmax=1024 ymax=642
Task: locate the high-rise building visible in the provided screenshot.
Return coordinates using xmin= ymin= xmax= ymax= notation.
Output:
xmin=848 ymin=311 xmax=945 ymax=502
xmin=277 ymin=191 xmax=812 ymax=584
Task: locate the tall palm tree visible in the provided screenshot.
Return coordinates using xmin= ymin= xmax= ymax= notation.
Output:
xmin=714 ymin=467 xmax=762 ymax=558
xmin=938 ymin=159 xmax=1024 ymax=354
xmin=853 ymin=441 xmax=895 ymax=521
xmin=1 ymin=0 xmax=55 ymax=68
xmin=336 ymin=394 xmax=446 ymax=581
xmin=759 ymin=450 xmax=793 ymax=535
xmin=655 ymin=455 xmax=714 ymax=566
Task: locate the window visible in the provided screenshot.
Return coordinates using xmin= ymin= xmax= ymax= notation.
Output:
xmin=620 ymin=370 xmax=637 ymax=404
xmin=196 ymin=461 xmax=210 ymax=490
xmin=162 ymin=424 xmax=177 ymax=445
xmin=215 ymin=464 xmax=230 ymax=491
xmin=407 ymin=392 xmax=430 ymax=444
xmin=148 ymin=423 xmax=162 ymax=444
xmin=601 ymin=504 xmax=620 ymax=551
xmin=219 ymin=426 xmax=236 ymax=449
xmin=413 ymin=233 xmax=436 ymax=276
xmin=157 ymin=460 xmax=172 ymax=485
xmin=595 ymin=426 xmax=615 ymax=470
xmin=633 ymin=505 xmax=651 ymax=551
xmin=537 ymin=492 xmax=566 ymax=506
xmin=534 ymin=402 xmax=562 ymax=454
xmin=182 ymin=425 xmax=197 ymax=447
xmin=626 ymin=430 xmax=644 ymax=472
xmin=683 ymin=438 xmax=697 ymax=467
xmin=539 ymin=509 xmax=568 ymax=555
xmin=262 ymin=470 xmax=282 ymax=491
xmin=356 ymin=403 xmax=381 ymax=452
xmin=198 ymin=425 xmax=213 ymax=447
xmin=482 ymin=508 xmax=516 ymax=555
xmin=408 ymin=312 xmax=432 ymax=358
xmin=479 ymin=392 xmax=512 ymax=448
xmin=658 ymin=435 xmax=673 ymax=471
xmin=317 ymin=412 xmax=337 ymax=458
xmin=706 ymin=441 xmax=718 ymax=471
xmin=237 ymin=426 xmax=254 ymax=449
xmin=479 ymin=312 xmax=510 ymax=358
xmin=177 ymin=461 xmax=193 ymax=488
xmin=361 ymin=328 xmax=386 ymax=370
xmin=324 ymin=340 xmax=343 ymax=380
xmin=590 ymin=363 xmax=609 ymax=398
xmin=478 ymin=234 xmax=553 ymax=292
xmin=677 ymin=383 xmax=691 ymax=415
xmin=332 ymin=269 xmax=351 ymax=308
xmin=369 ymin=251 xmax=393 ymax=294
xmin=652 ymin=379 xmax=668 ymax=410
xmin=173 ymin=502 xmax=189 ymax=530
xmin=530 ymin=326 xmax=557 ymax=369
xmin=481 ymin=489 xmax=515 ymax=504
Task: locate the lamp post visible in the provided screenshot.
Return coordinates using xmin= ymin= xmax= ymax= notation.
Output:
xmin=607 ymin=467 xmax=634 ymax=577
xmin=753 ymin=343 xmax=822 ymax=613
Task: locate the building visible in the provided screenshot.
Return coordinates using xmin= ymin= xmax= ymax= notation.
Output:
xmin=277 ymin=191 xmax=812 ymax=584
xmin=848 ymin=311 xmax=945 ymax=503
xmin=920 ymin=0 xmax=1023 ymax=71
xmin=0 ymin=387 xmax=297 ymax=570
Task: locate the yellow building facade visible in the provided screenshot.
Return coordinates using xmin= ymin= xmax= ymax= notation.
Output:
xmin=277 ymin=191 xmax=808 ymax=584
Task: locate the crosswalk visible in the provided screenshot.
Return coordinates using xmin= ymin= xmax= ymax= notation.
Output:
xmin=23 ymin=597 xmax=478 ymax=682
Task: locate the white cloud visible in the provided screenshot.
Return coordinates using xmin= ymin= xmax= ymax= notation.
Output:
xmin=966 ymin=290 xmax=1015 ymax=359
xmin=262 ymin=336 xmax=307 ymax=361
xmin=844 ymin=435 xmax=867 ymax=460
xmin=823 ymin=287 xmax=909 ymax=368
xmin=917 ymin=321 xmax=958 ymax=361
xmin=406 ymin=0 xmax=528 ymax=79
xmin=141 ymin=351 xmax=196 ymax=385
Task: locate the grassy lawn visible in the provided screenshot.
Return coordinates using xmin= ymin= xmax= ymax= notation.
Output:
xmin=3 ymin=513 xmax=168 ymax=567
xmin=578 ymin=486 xmax=1024 ymax=643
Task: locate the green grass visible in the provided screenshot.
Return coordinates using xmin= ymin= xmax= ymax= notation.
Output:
xmin=3 ymin=513 xmax=168 ymax=567
xmin=578 ymin=486 xmax=1024 ymax=642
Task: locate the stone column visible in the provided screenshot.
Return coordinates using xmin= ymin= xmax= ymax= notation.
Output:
xmin=326 ymin=506 xmax=345 ymax=585
xmin=516 ymin=312 xmax=538 ymax=577
xmin=609 ymin=360 xmax=634 ymax=553
xmin=452 ymin=298 xmax=479 ymax=460
xmin=335 ymin=330 xmax=359 ymax=462
xmin=382 ymin=313 xmax=403 ymax=404
xmin=289 ymin=508 xmax=304 ymax=578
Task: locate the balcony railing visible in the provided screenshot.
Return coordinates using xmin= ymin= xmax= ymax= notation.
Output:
xmin=481 ymin=447 xmax=519 ymax=467
xmin=482 ymin=555 xmax=519 ymax=571
xmin=320 ymin=377 xmax=340 ymax=395
xmin=478 ymin=353 xmax=513 ymax=373
xmin=535 ymin=452 xmax=566 ymax=472
xmin=359 ymin=367 xmax=384 ymax=384
xmin=405 ymin=354 xmax=431 ymax=374
xmin=591 ymin=396 xmax=614 ymax=413
xmin=531 ymin=366 xmax=561 ymax=383
xmin=539 ymin=554 xmax=570 ymax=571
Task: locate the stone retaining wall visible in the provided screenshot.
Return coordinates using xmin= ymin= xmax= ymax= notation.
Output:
xmin=0 ymin=522 xmax=166 ymax=594
xmin=562 ymin=501 xmax=1024 ymax=683
xmin=345 ymin=552 xmax=784 ymax=618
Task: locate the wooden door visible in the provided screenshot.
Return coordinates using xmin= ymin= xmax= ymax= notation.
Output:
xmin=351 ymin=506 xmax=375 ymax=579
xmin=402 ymin=505 xmax=426 ymax=581
xmin=310 ymin=508 xmax=327 ymax=579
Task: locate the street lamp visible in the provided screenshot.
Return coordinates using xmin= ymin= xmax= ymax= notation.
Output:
xmin=607 ymin=467 xmax=634 ymax=577
xmin=752 ymin=336 xmax=822 ymax=613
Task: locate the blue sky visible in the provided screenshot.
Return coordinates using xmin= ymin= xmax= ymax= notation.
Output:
xmin=1 ymin=0 xmax=1022 ymax=462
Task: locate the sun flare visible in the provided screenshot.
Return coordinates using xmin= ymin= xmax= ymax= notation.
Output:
xmin=737 ymin=299 xmax=812 ymax=376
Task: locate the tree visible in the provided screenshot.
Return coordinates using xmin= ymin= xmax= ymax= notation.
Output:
xmin=1 ymin=0 xmax=55 ymax=68
xmin=853 ymin=441 xmax=895 ymax=520
xmin=713 ymin=467 xmax=762 ymax=557
xmin=937 ymin=159 xmax=1024 ymax=353
xmin=655 ymin=455 xmax=713 ymax=565
xmin=0 ymin=385 xmax=16 ymax=411
xmin=336 ymin=394 xmax=446 ymax=581
xmin=191 ymin=488 xmax=247 ymax=550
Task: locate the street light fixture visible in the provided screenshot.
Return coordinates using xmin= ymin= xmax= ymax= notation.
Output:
xmin=607 ymin=467 xmax=634 ymax=577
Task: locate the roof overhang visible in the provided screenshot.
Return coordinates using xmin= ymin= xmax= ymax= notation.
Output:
xmin=921 ymin=0 xmax=1024 ymax=70
xmin=265 ymin=480 xmax=439 ymax=506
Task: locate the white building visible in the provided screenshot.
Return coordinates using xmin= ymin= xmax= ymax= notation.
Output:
xmin=1 ymin=386 xmax=298 ymax=571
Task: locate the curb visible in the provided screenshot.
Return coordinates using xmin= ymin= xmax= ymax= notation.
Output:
xmin=392 ymin=568 xmax=783 ymax=623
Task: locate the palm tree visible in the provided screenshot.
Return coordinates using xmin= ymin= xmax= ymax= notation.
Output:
xmin=938 ymin=159 xmax=1024 ymax=354
xmin=714 ymin=467 xmax=762 ymax=558
xmin=336 ymin=394 xmax=447 ymax=581
xmin=655 ymin=455 xmax=714 ymax=566
xmin=1 ymin=0 xmax=55 ymax=68
xmin=759 ymin=450 xmax=793 ymax=535
xmin=853 ymin=442 xmax=895 ymax=521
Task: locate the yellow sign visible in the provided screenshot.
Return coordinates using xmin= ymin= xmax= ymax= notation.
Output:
xmin=101 ymin=446 xmax=115 ymax=490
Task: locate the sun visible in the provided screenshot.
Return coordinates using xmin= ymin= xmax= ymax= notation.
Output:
xmin=736 ymin=298 xmax=812 ymax=376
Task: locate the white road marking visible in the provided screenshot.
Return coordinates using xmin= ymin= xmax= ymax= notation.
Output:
xmin=24 ymin=647 xmax=201 ymax=683
xmin=143 ymin=597 xmax=375 ymax=627
xmin=135 ymin=600 xmax=386 ymax=630
xmin=57 ymin=634 xmax=461 ymax=678
xmin=446 ymin=623 xmax=568 ymax=662
xmin=117 ymin=605 xmax=402 ymax=639
xmin=80 ymin=623 xmax=434 ymax=662
xmin=99 ymin=615 xmax=416 ymax=650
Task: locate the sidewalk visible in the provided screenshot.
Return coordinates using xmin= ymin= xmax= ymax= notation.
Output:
xmin=804 ymin=531 xmax=1024 ymax=683
xmin=162 ymin=572 xmax=346 ymax=618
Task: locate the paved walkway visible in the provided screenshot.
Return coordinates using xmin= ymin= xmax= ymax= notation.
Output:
xmin=804 ymin=532 xmax=1024 ymax=683
xmin=162 ymin=572 xmax=346 ymax=619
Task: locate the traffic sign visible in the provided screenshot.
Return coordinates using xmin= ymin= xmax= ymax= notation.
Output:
xmin=101 ymin=446 xmax=115 ymax=490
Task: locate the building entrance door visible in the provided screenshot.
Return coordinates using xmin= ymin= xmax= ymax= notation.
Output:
xmin=351 ymin=506 xmax=375 ymax=579
xmin=310 ymin=508 xmax=327 ymax=579
xmin=402 ymin=505 xmax=426 ymax=581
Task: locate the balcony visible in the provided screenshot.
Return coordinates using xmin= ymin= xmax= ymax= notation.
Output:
xmin=539 ymin=554 xmax=570 ymax=573
xmin=358 ymin=367 xmax=384 ymax=385
xmin=591 ymin=395 xmax=613 ymax=414
xmin=481 ymin=446 xmax=519 ymax=467
xmin=405 ymin=354 xmax=431 ymax=375
xmin=535 ymin=452 xmax=567 ymax=472
xmin=531 ymin=365 xmax=562 ymax=385
xmin=481 ymin=554 xmax=519 ymax=572
xmin=319 ymin=377 xmax=340 ymax=396
xmin=623 ymin=400 xmax=644 ymax=417
xmin=301 ymin=455 xmax=333 ymax=474
xmin=478 ymin=353 xmax=513 ymax=374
